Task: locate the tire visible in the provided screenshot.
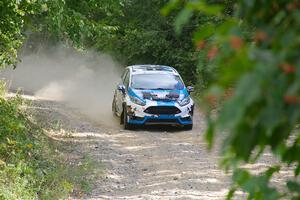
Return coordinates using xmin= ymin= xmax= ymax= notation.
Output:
xmin=123 ymin=106 xmax=135 ymax=130
xmin=183 ymin=124 xmax=193 ymax=130
xmin=120 ymin=107 xmax=124 ymax=125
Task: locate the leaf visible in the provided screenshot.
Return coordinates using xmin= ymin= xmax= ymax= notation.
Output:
xmin=205 ymin=120 xmax=214 ymax=149
xmin=226 ymin=187 xmax=237 ymax=200
xmin=233 ymin=169 xmax=250 ymax=184
xmin=0 ymin=159 xmax=6 ymax=166
xmin=295 ymin=164 xmax=300 ymax=176
xmin=174 ymin=8 xmax=193 ymax=34
xmin=287 ymin=181 xmax=300 ymax=193
xmin=194 ymin=24 xmax=215 ymax=41
xmin=265 ymin=166 xmax=280 ymax=179
xmin=217 ymin=18 xmax=238 ymax=35
xmin=6 ymin=137 xmax=17 ymax=145
xmin=187 ymin=2 xmax=223 ymax=15
xmin=161 ymin=0 xmax=180 ymax=16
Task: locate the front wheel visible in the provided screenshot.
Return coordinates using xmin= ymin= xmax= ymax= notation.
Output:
xmin=123 ymin=106 xmax=135 ymax=130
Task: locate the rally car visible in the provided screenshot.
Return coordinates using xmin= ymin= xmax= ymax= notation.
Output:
xmin=112 ymin=65 xmax=194 ymax=130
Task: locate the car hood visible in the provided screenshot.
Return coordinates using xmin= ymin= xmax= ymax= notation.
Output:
xmin=128 ymin=88 xmax=189 ymax=102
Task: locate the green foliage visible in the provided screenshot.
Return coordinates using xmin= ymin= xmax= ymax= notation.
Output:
xmin=87 ymin=0 xmax=199 ymax=84
xmin=0 ymin=0 xmax=109 ymax=67
xmin=2 ymin=0 xmax=299 ymax=198
xmin=0 ymin=0 xmax=37 ymax=67
xmin=0 ymin=81 xmax=6 ymax=97
xmin=168 ymin=0 xmax=300 ymax=199
xmin=0 ymin=93 xmax=70 ymax=199
xmin=228 ymin=166 xmax=282 ymax=200
xmin=0 ymin=0 xmax=200 ymax=84
xmin=0 ymin=86 xmax=100 ymax=199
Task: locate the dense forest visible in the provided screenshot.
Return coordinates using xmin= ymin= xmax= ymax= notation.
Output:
xmin=1 ymin=0 xmax=201 ymax=84
xmin=1 ymin=0 xmax=300 ymax=199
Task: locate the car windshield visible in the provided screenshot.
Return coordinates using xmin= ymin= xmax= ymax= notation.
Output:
xmin=131 ymin=73 xmax=184 ymax=90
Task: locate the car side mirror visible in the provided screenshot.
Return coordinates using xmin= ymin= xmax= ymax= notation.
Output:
xmin=117 ymin=84 xmax=126 ymax=95
xmin=187 ymin=86 xmax=194 ymax=93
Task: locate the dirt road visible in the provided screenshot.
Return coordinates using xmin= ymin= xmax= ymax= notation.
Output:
xmin=23 ymin=93 xmax=234 ymax=200
xmin=20 ymin=92 xmax=296 ymax=200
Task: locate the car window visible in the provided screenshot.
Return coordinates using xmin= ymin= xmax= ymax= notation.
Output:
xmin=121 ymin=69 xmax=128 ymax=83
xmin=123 ymin=71 xmax=130 ymax=89
xmin=131 ymin=74 xmax=184 ymax=90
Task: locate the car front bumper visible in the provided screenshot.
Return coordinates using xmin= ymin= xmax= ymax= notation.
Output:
xmin=126 ymin=99 xmax=194 ymax=125
xmin=128 ymin=115 xmax=192 ymax=125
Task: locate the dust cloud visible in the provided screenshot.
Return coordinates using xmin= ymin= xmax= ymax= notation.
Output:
xmin=0 ymin=46 xmax=123 ymax=126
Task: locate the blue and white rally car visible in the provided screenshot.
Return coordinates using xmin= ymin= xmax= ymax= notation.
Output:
xmin=112 ymin=65 xmax=194 ymax=130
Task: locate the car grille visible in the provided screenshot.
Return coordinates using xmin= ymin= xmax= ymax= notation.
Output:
xmin=146 ymin=119 xmax=178 ymax=124
xmin=144 ymin=106 xmax=181 ymax=115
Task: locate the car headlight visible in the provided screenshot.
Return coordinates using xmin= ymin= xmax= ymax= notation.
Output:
xmin=178 ymin=96 xmax=190 ymax=106
xmin=129 ymin=96 xmax=146 ymax=106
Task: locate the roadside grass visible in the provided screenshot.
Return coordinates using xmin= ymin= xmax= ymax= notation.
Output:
xmin=0 ymin=81 xmax=104 ymax=199
xmin=72 ymin=155 xmax=105 ymax=195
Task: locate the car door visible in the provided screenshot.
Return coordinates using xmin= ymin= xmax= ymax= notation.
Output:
xmin=116 ymin=69 xmax=129 ymax=115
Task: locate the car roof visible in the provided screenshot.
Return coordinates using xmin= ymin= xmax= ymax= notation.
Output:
xmin=127 ymin=65 xmax=179 ymax=75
